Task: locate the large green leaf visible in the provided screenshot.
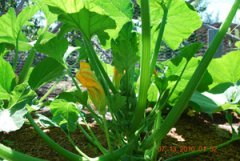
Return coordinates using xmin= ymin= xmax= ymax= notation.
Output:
xmin=150 ymin=0 xmax=202 ymax=50
xmin=45 ymin=0 xmax=85 ymax=14
xmin=207 ymin=51 xmax=240 ymax=89
xmin=0 ymin=107 xmax=27 ymax=133
xmin=57 ymin=91 xmax=88 ymax=105
xmin=94 ymin=0 xmax=133 ymax=42
xmin=45 ymin=0 xmax=132 ymax=42
xmin=147 ymin=83 xmax=159 ymax=102
xmin=164 ymin=44 xmax=211 ymax=104
xmin=0 ymin=86 xmax=10 ymax=101
xmin=29 ymin=58 xmax=65 ymax=90
xmin=111 ymin=22 xmax=139 ymax=73
xmin=35 ymin=36 xmax=68 ymax=65
xmin=59 ymin=7 xmax=116 ymax=39
xmin=9 ymin=83 xmax=36 ymax=109
xmin=0 ymin=57 xmax=16 ymax=93
xmin=0 ymin=6 xmax=39 ymax=51
xmin=49 ymin=99 xmax=80 ymax=133
xmin=166 ymin=58 xmax=212 ymax=104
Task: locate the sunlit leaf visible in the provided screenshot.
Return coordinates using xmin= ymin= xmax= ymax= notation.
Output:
xmin=49 ymin=99 xmax=80 ymax=133
xmin=9 ymin=83 xmax=36 ymax=109
xmin=150 ymin=0 xmax=202 ymax=50
xmin=207 ymin=51 xmax=240 ymax=89
xmin=191 ymin=90 xmax=240 ymax=114
xmin=148 ymin=83 xmax=159 ymax=102
xmin=0 ymin=6 xmax=39 ymax=51
xmin=94 ymin=0 xmax=133 ymax=44
xmin=59 ymin=7 xmax=116 ymax=39
xmin=0 ymin=57 xmax=16 ymax=93
xmin=45 ymin=0 xmax=133 ymax=44
xmin=0 ymin=107 xmax=27 ymax=133
xmin=45 ymin=0 xmax=85 ymax=14
xmin=0 ymin=85 xmax=10 ymax=101
xmin=0 ymin=83 xmax=35 ymax=133
xmin=164 ymin=44 xmax=212 ymax=104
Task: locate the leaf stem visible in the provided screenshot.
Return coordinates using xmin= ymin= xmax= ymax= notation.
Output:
xmin=66 ymin=134 xmax=91 ymax=159
xmin=79 ymin=113 xmax=108 ymax=154
xmin=39 ymin=82 xmax=57 ymax=103
xmin=26 ymin=113 xmax=86 ymax=161
xmin=19 ymin=49 xmax=36 ymax=84
xmin=150 ymin=1 xmax=172 ymax=74
xmin=0 ymin=143 xmax=47 ymax=161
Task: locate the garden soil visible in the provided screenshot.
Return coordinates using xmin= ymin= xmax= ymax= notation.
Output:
xmin=0 ymin=113 xmax=239 ymax=161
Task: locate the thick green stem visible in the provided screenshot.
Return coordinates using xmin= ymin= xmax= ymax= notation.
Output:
xmin=165 ymin=137 xmax=240 ymax=161
xmin=26 ymin=113 xmax=86 ymax=161
xmin=83 ymin=38 xmax=117 ymax=95
xmin=0 ymin=143 xmax=47 ymax=161
xmin=131 ymin=0 xmax=151 ymax=132
xmin=88 ymin=41 xmax=117 ymax=94
xmin=142 ymin=0 xmax=240 ymax=149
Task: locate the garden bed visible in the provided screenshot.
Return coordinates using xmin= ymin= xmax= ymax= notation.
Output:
xmin=1 ymin=113 xmax=239 ymax=161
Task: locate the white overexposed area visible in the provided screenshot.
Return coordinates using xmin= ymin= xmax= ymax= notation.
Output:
xmin=201 ymin=0 xmax=240 ymax=24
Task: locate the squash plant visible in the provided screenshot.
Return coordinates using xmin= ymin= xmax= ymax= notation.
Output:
xmin=0 ymin=0 xmax=240 ymax=161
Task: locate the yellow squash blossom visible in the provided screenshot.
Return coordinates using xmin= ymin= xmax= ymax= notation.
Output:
xmin=76 ymin=62 xmax=106 ymax=113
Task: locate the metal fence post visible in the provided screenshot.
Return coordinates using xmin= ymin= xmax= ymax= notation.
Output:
xmin=208 ymin=29 xmax=224 ymax=57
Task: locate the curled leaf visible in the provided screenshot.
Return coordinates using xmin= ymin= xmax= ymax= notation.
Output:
xmin=76 ymin=62 xmax=106 ymax=113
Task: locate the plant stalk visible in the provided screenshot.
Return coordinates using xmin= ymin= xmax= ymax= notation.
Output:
xmin=39 ymin=82 xmax=57 ymax=103
xmin=83 ymin=37 xmax=117 ymax=95
xmin=131 ymin=0 xmax=151 ymax=132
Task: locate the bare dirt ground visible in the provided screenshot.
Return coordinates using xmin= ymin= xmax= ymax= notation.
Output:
xmin=0 ymin=112 xmax=239 ymax=161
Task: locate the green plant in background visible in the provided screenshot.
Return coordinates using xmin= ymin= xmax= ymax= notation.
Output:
xmin=0 ymin=0 xmax=240 ymax=161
